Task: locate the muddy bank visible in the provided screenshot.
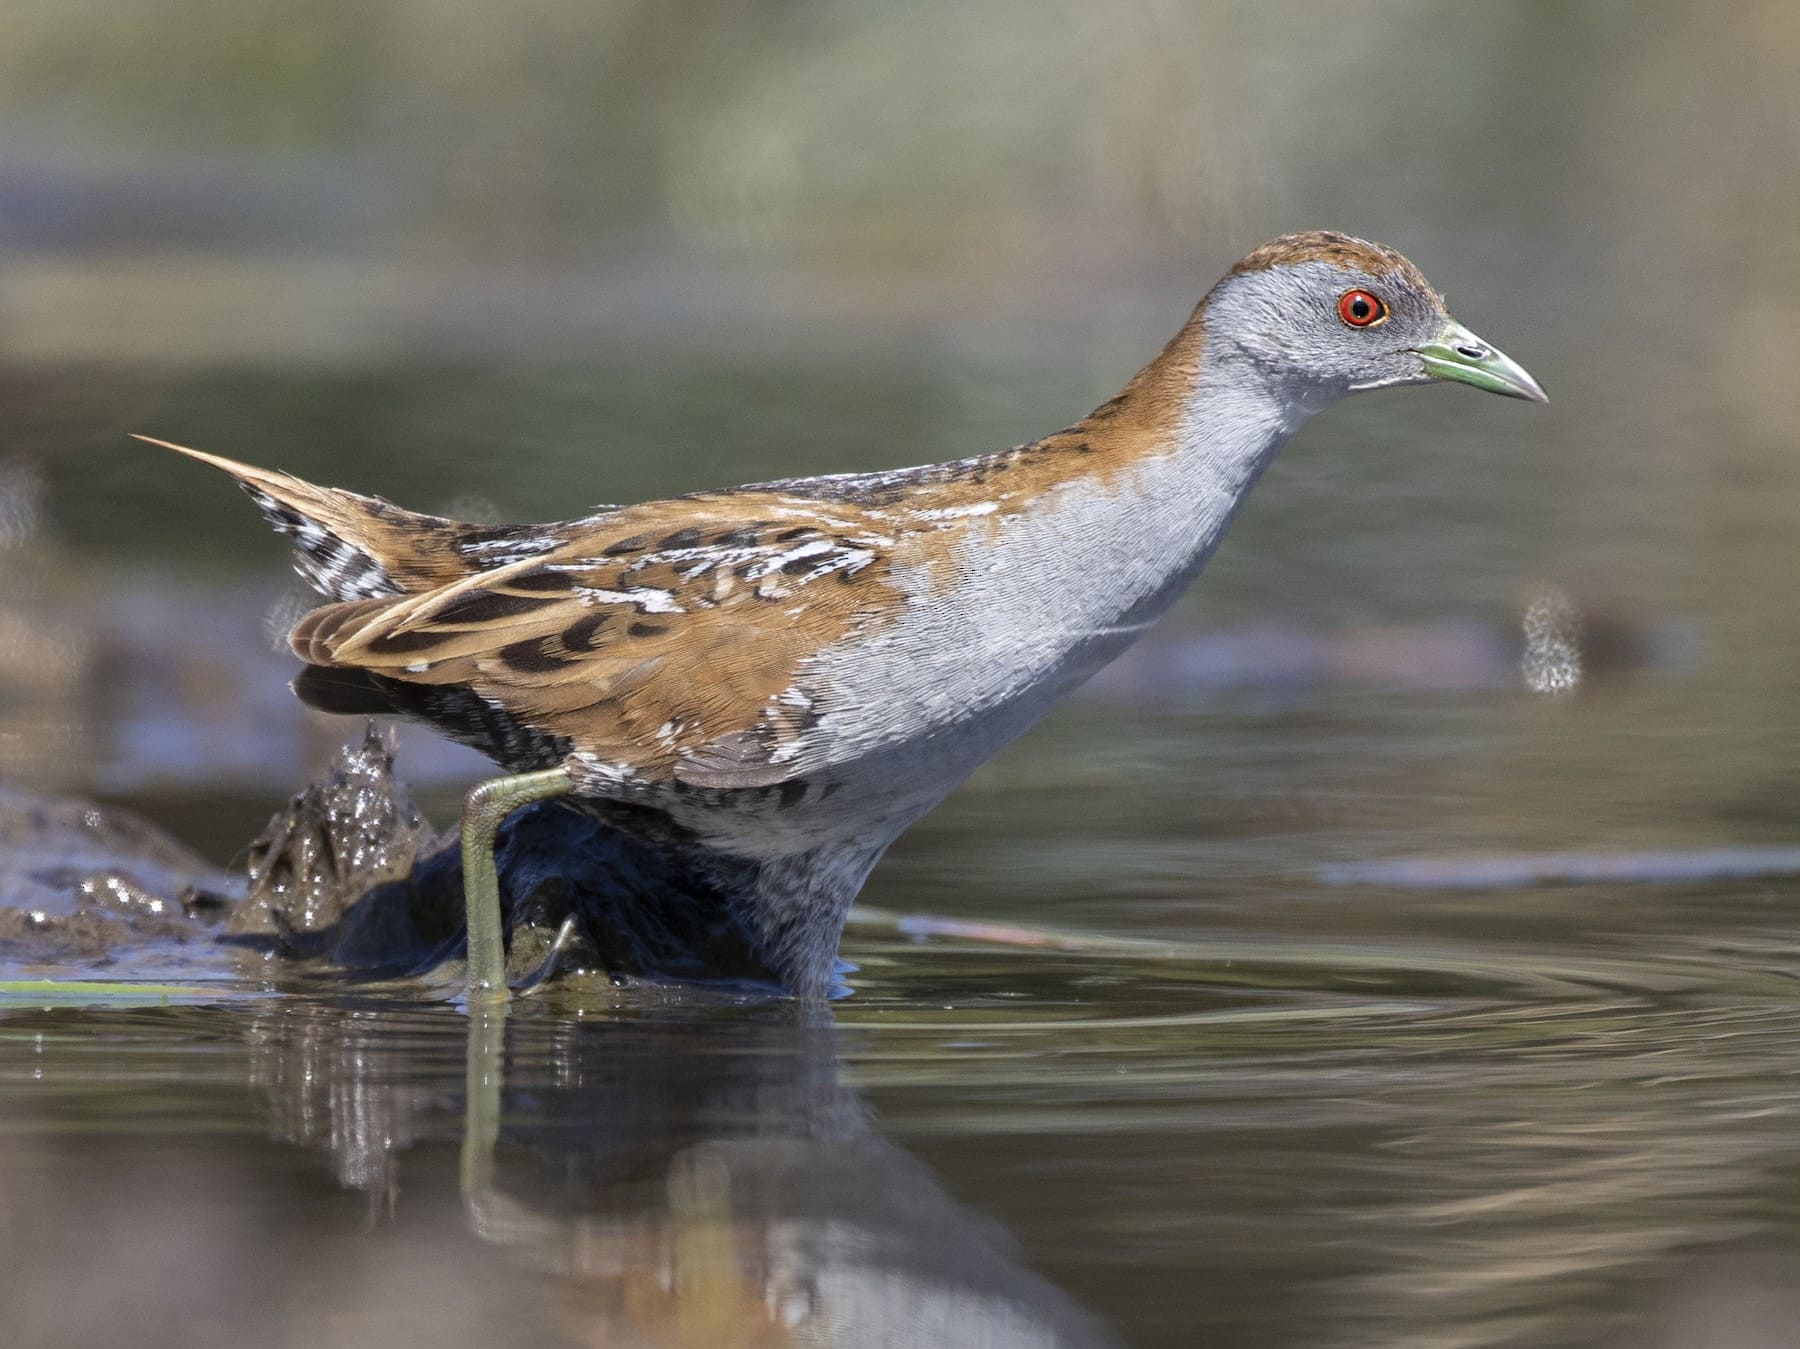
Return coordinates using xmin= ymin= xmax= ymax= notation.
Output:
xmin=0 ymin=780 xmax=240 ymax=968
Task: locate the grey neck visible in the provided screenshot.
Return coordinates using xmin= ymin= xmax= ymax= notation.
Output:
xmin=1110 ymin=363 xmax=1317 ymax=628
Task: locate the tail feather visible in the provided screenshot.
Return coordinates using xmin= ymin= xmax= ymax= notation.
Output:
xmin=288 ymin=595 xmax=397 ymax=664
xmin=135 ymin=435 xmax=470 ymax=603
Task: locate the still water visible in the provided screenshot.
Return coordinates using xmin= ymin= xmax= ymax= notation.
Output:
xmin=1 ymin=313 xmax=1798 ymax=1348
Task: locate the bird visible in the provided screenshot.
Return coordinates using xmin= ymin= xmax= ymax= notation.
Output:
xmin=139 ymin=231 xmax=1545 ymax=1003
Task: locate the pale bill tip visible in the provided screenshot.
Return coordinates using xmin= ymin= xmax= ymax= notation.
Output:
xmin=1417 ymin=324 xmax=1547 ymax=403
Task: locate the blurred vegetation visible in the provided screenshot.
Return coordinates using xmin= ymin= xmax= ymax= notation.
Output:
xmin=0 ymin=2 xmax=1789 ymax=288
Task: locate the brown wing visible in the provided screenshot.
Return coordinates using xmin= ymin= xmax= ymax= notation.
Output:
xmin=290 ymin=494 xmax=908 ymax=787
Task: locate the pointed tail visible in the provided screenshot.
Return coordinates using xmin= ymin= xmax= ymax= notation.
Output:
xmin=135 ymin=435 xmax=467 ymax=602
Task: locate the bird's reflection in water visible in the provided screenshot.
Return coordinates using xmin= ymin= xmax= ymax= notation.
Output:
xmin=250 ymin=997 xmax=1112 ymax=1348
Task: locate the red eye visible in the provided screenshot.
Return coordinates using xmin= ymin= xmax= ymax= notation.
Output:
xmin=1337 ymin=289 xmax=1387 ymax=328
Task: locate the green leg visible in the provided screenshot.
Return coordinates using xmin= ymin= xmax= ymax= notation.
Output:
xmin=460 ymin=767 xmax=575 ymax=1002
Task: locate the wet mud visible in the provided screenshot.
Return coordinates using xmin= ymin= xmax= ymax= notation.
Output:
xmin=0 ymin=780 xmax=240 ymax=964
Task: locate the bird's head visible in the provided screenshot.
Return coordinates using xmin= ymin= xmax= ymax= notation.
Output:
xmin=1198 ymin=231 xmax=1546 ymax=408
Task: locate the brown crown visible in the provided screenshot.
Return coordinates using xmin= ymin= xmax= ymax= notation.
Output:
xmin=1226 ymin=231 xmax=1431 ymax=293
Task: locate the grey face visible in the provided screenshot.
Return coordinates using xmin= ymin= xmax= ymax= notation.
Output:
xmin=1205 ymin=260 xmax=1546 ymax=406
